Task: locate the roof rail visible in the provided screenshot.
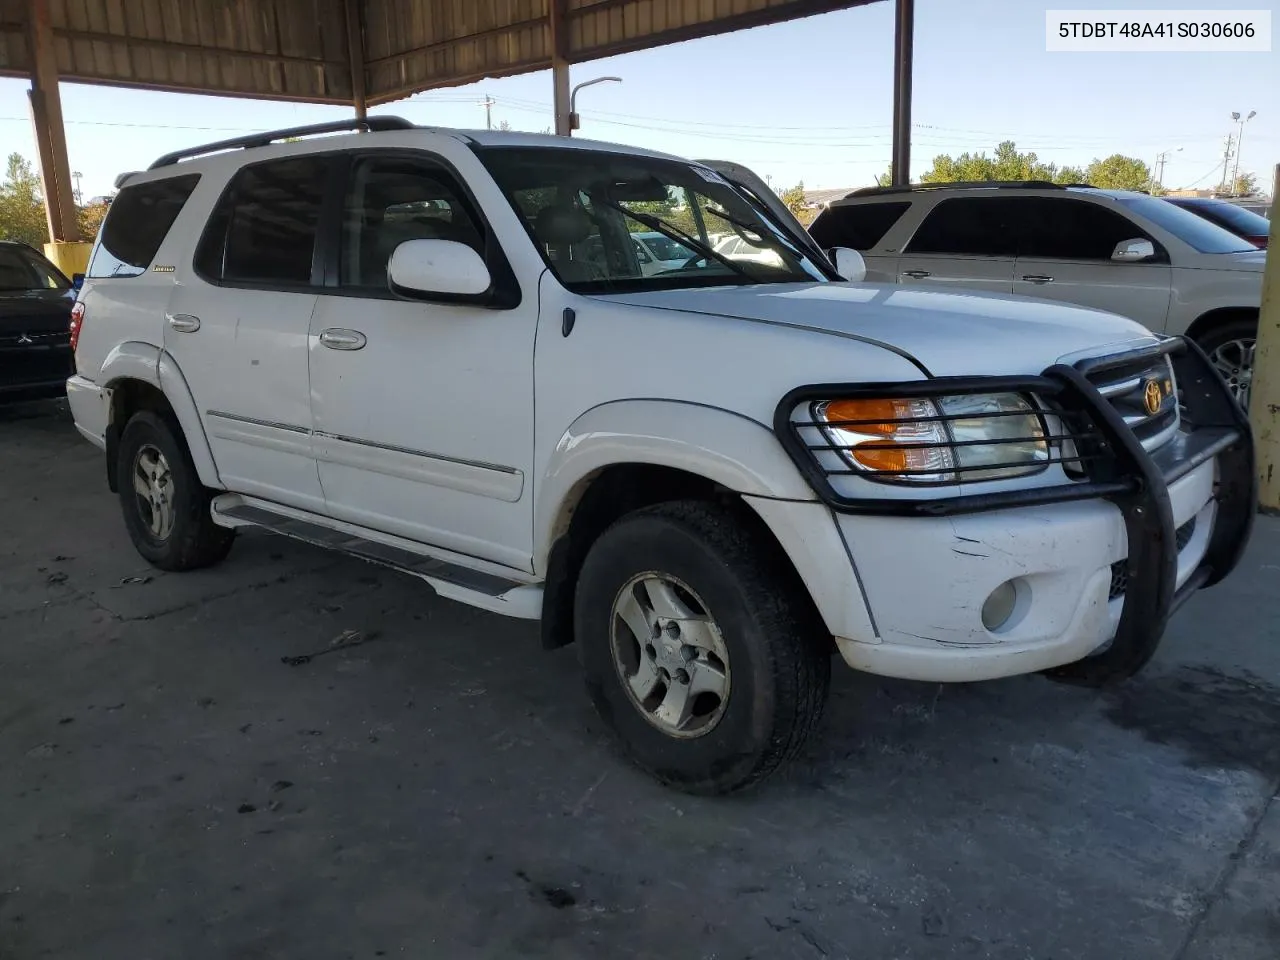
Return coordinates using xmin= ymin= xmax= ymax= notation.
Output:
xmin=147 ymin=116 xmax=416 ymax=170
xmin=844 ymin=180 xmax=1093 ymax=198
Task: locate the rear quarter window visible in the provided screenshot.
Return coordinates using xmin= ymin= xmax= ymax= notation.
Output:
xmin=808 ymin=201 xmax=911 ymax=251
xmin=87 ymin=174 xmax=201 ymax=279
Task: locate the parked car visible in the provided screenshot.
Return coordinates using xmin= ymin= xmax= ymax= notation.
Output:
xmin=0 ymin=240 xmax=76 ymax=404
xmin=713 ymin=233 xmax=784 ymax=267
xmin=66 ymin=121 xmax=1253 ymax=793
xmin=1165 ymin=196 xmax=1270 ymax=249
xmin=809 ymin=182 xmax=1265 ymax=407
xmin=631 ymin=231 xmax=696 ymax=275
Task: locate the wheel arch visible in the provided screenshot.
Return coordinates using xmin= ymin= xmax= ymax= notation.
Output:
xmin=534 ymin=400 xmax=824 ymax=652
xmin=1184 ymin=306 xmax=1259 ymax=345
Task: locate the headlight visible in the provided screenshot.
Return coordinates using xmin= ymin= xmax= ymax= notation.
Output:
xmin=813 ymin=393 xmax=1049 ymax=484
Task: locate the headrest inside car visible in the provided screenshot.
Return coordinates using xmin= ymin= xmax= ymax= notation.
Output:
xmin=535 ymin=205 xmax=593 ymax=246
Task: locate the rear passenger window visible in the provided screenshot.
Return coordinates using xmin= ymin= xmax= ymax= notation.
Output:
xmin=195 ymin=156 xmax=330 ymax=286
xmin=808 ymin=201 xmax=910 ymax=251
xmin=905 ymin=197 xmax=1022 ymax=257
xmin=87 ymin=174 xmax=200 ymax=278
xmin=1019 ymin=198 xmax=1152 ymax=260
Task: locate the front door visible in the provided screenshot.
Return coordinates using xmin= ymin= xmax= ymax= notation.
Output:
xmin=307 ymin=152 xmax=536 ymax=571
xmin=894 ymin=196 xmax=1020 ymax=295
xmin=1012 ymin=197 xmax=1172 ymax=330
xmin=165 ymin=154 xmax=331 ymax=512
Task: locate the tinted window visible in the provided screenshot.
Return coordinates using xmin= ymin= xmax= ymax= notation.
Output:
xmin=88 ymin=174 xmax=199 ymax=278
xmin=340 ymin=156 xmax=483 ymax=289
xmin=195 ymin=157 xmax=330 ymax=285
xmin=904 ymin=197 xmax=1022 ymax=257
xmin=0 ymin=247 xmax=68 ymax=291
xmin=809 ymin=201 xmax=910 ymax=251
xmin=1020 ymin=197 xmax=1151 ymax=260
xmin=1171 ymin=199 xmax=1271 ymax=237
xmin=1114 ymin=196 xmax=1254 ymax=254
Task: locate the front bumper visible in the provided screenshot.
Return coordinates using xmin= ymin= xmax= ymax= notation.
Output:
xmin=774 ymin=337 xmax=1254 ymax=683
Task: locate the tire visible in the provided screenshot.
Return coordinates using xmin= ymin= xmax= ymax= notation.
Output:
xmin=1193 ymin=316 xmax=1256 ymax=409
xmin=575 ymin=500 xmax=829 ymax=795
xmin=116 ymin=410 xmax=234 ymax=571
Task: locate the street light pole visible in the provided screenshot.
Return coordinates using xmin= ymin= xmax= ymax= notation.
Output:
xmin=568 ymin=76 xmax=622 ymax=135
xmin=1231 ymin=110 xmax=1256 ymax=194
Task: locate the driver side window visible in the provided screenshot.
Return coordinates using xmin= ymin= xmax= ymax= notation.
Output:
xmin=340 ymin=156 xmax=484 ymax=290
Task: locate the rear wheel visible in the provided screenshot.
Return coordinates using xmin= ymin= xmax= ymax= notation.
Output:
xmin=117 ymin=411 xmax=234 ymax=571
xmin=575 ymin=500 xmax=829 ymax=794
xmin=1195 ymin=317 xmax=1256 ymax=409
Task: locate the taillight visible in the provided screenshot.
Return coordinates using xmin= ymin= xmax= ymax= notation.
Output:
xmin=1251 ymin=236 xmax=1268 ymax=250
xmin=69 ymin=301 xmax=85 ymax=352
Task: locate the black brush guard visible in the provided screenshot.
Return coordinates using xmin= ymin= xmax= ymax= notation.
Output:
xmin=774 ymin=337 xmax=1255 ymax=684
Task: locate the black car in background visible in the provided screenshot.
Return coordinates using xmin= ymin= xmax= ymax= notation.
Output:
xmin=1166 ymin=197 xmax=1271 ymax=250
xmin=0 ymin=241 xmax=77 ymax=403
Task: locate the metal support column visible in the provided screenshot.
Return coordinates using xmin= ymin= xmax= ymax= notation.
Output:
xmin=1249 ymin=162 xmax=1280 ymax=511
xmin=549 ymin=0 xmax=572 ymax=136
xmin=344 ymin=0 xmax=367 ymax=121
xmin=890 ymin=0 xmax=915 ymax=187
xmin=26 ymin=0 xmax=80 ymax=243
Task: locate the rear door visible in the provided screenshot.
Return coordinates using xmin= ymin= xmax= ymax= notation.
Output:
xmin=165 ymin=154 xmax=332 ymax=512
xmin=895 ymin=196 xmax=1019 ymax=294
xmin=1013 ymin=196 xmax=1171 ymax=329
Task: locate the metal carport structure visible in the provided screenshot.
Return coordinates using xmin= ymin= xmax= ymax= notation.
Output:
xmin=0 ymin=0 xmax=916 ymax=267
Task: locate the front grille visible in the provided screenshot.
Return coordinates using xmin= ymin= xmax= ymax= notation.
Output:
xmin=1108 ymin=517 xmax=1197 ymax=600
xmin=1087 ymin=355 xmax=1179 ymax=452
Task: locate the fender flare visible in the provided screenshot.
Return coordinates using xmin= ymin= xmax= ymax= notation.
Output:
xmin=157 ymin=350 xmax=223 ymax=488
xmin=534 ymin=399 xmax=814 ymax=568
xmin=100 ymin=340 xmax=162 ymax=388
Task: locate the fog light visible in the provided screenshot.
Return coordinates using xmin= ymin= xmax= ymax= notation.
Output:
xmin=981 ymin=580 xmax=1018 ymax=631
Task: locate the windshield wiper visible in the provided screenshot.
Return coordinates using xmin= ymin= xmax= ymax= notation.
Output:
xmin=703 ymin=205 xmax=808 ymax=261
xmin=591 ymin=196 xmax=759 ymax=283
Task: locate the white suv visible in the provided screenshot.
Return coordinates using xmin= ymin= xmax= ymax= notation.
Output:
xmin=66 ymin=120 xmax=1254 ymax=793
xmin=809 ymin=183 xmax=1266 ymax=406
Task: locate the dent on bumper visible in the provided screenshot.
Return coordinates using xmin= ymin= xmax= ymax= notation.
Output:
xmin=66 ymin=375 xmax=108 ymax=450
xmin=831 ymin=457 xmax=1218 ymax=683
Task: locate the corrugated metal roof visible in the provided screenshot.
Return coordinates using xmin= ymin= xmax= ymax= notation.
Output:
xmin=0 ymin=0 xmax=875 ymax=105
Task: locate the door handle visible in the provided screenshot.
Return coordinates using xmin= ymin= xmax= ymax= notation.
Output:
xmin=902 ymin=269 xmax=931 ymax=279
xmin=166 ymin=313 xmax=201 ymax=333
xmin=319 ymin=328 xmax=367 ymax=351
xmin=1021 ymin=274 xmax=1055 ymax=284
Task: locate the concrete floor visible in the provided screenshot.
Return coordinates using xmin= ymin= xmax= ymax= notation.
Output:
xmin=2 ymin=399 xmax=1278 ymax=960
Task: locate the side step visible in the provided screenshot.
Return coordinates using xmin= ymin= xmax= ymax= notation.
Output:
xmin=211 ymin=495 xmax=543 ymax=620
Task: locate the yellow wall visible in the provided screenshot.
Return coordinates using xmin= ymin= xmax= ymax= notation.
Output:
xmin=43 ymin=241 xmax=92 ymax=278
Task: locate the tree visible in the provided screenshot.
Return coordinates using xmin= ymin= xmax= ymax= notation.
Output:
xmin=77 ymin=200 xmax=109 ymax=240
xmin=1232 ymin=172 xmax=1258 ymax=196
xmin=1056 ymin=165 xmax=1087 ymax=185
xmin=874 ymin=165 xmax=894 ymax=187
xmin=919 ymin=141 xmax=1089 ymax=185
xmin=0 ymin=152 xmax=48 ymax=247
xmin=777 ymin=181 xmax=806 ymax=214
xmin=1084 ymin=154 xmax=1152 ymax=192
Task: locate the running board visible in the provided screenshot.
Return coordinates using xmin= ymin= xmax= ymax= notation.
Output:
xmin=210 ymin=495 xmax=542 ymax=620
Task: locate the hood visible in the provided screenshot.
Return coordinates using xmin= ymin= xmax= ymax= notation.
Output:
xmin=594 ymin=282 xmax=1155 ymax=377
xmin=0 ymin=287 xmax=74 ymax=336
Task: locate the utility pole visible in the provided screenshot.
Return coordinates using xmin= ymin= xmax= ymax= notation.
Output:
xmin=1217 ymin=135 xmax=1234 ymax=194
xmin=482 ymin=95 xmax=494 ymax=130
xmin=72 ymin=170 xmax=82 ymax=205
xmin=1231 ymin=110 xmax=1257 ymax=194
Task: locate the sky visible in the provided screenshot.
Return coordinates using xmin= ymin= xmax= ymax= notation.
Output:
xmin=0 ymin=0 xmax=1277 ymax=201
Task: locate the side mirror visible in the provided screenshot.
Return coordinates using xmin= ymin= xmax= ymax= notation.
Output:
xmin=388 ymin=239 xmax=491 ymax=298
xmin=71 ymin=273 xmax=85 ymax=291
xmin=1111 ymin=238 xmax=1155 ymax=262
xmin=830 ymin=246 xmax=866 ymax=282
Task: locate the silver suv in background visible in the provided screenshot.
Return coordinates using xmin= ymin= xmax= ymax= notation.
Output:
xmin=808 ymin=182 xmax=1266 ymax=406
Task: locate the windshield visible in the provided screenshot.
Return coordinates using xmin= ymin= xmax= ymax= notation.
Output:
xmin=1116 ymin=196 xmax=1256 ymax=254
xmin=476 ymin=146 xmax=834 ymax=292
xmin=638 ymin=234 xmax=695 ymax=261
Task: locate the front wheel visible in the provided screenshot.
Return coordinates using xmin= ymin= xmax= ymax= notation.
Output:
xmin=575 ymin=501 xmax=830 ymax=794
xmin=1196 ymin=317 xmax=1256 ymax=410
xmin=117 ymin=410 xmax=234 ymax=571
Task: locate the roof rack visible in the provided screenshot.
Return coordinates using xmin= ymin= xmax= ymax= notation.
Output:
xmin=844 ymin=180 xmax=1094 ymax=198
xmin=147 ymin=116 xmax=416 ymax=170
